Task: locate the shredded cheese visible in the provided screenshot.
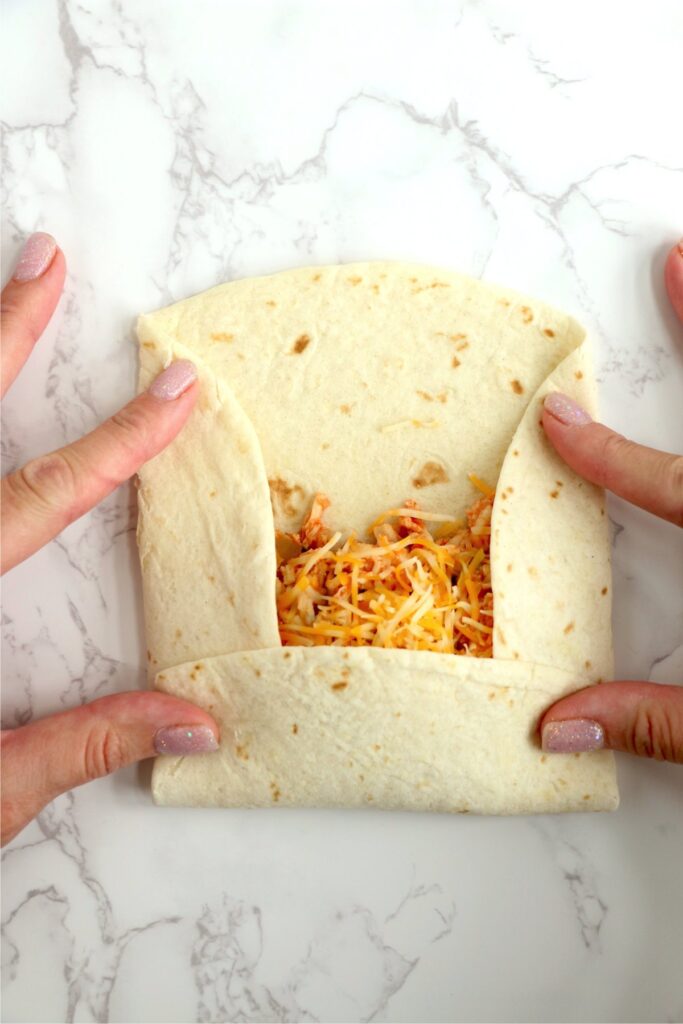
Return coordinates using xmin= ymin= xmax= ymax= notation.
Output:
xmin=276 ymin=488 xmax=494 ymax=657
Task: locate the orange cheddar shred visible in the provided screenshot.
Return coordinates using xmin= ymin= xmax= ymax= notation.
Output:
xmin=276 ymin=487 xmax=494 ymax=657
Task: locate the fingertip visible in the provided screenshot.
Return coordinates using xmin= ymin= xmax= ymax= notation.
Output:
xmin=147 ymin=359 xmax=198 ymax=402
xmin=664 ymin=239 xmax=683 ymax=324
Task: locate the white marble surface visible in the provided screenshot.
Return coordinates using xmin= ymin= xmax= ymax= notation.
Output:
xmin=2 ymin=1 xmax=682 ymax=1021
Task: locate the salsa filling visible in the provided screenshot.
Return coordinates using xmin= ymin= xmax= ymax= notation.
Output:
xmin=276 ymin=477 xmax=494 ymax=656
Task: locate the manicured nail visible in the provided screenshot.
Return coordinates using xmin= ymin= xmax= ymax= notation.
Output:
xmin=542 ymin=719 xmax=605 ymax=753
xmin=544 ymin=392 xmax=593 ymax=426
xmin=147 ymin=359 xmax=197 ymax=401
xmin=154 ymin=724 xmax=219 ymax=755
xmin=677 ymin=238 xmax=683 ymax=259
xmin=13 ymin=232 xmax=57 ymax=282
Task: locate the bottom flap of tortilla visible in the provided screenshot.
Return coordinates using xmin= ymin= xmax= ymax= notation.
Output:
xmin=152 ymin=648 xmax=618 ymax=814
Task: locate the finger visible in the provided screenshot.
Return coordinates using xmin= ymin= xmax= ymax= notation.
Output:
xmin=0 ymin=691 xmax=219 ymax=846
xmin=543 ymin=394 xmax=683 ymax=527
xmin=664 ymin=240 xmax=683 ymax=323
xmin=540 ymin=680 xmax=683 ymax=764
xmin=1 ymin=360 xmax=198 ymax=574
xmin=1 ymin=233 xmax=66 ymax=397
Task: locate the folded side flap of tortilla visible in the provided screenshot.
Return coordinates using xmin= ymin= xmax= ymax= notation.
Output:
xmin=491 ymin=345 xmax=613 ymax=681
xmin=152 ymin=647 xmax=618 ymax=813
xmin=137 ymin=345 xmax=280 ymax=674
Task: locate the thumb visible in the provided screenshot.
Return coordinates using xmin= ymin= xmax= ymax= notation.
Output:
xmin=1 ymin=692 xmax=219 ymax=846
xmin=540 ymin=681 xmax=683 ymax=764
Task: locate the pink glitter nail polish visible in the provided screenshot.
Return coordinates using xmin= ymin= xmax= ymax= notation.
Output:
xmin=542 ymin=719 xmax=605 ymax=753
xmin=13 ymin=232 xmax=57 ymax=282
xmin=544 ymin=392 xmax=593 ymax=426
xmin=147 ymin=359 xmax=197 ymax=401
xmin=154 ymin=724 xmax=219 ymax=755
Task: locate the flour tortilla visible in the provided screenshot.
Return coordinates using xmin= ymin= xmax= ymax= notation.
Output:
xmin=137 ymin=262 xmax=617 ymax=813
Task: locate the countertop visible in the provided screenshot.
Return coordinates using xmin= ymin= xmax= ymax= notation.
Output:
xmin=1 ymin=2 xmax=682 ymax=1022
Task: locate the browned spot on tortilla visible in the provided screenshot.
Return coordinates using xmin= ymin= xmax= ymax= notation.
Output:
xmin=284 ymin=651 xmax=291 ymax=659
xmin=269 ymin=477 xmax=305 ymax=518
xmin=513 ymin=651 xmax=520 ymax=660
xmin=157 ymin=673 xmax=166 ymax=683
xmin=209 ymin=489 xmax=217 ymax=498
xmin=366 ymin=794 xmax=374 ymax=803
xmin=331 ymin=681 xmax=348 ymax=691
xmin=575 ymin=370 xmax=584 ymax=379
xmin=585 ymin=659 xmax=592 ymax=669
xmin=291 ymin=334 xmax=310 ymax=354
xmin=496 ymin=627 xmax=506 ymax=645
xmin=507 ymin=563 xmax=513 ymax=572
xmin=506 ymin=486 xmax=514 ymax=494
xmin=266 ymin=299 xmax=277 ymax=307
xmin=347 ymin=275 xmax=362 ymax=285
xmin=507 ymin=699 xmax=515 ymax=708
xmin=371 ymin=282 xmax=380 ymax=294
xmin=174 ymin=629 xmax=182 ymax=639
xmin=373 ymin=743 xmax=381 ymax=751
xmin=452 ymin=356 xmax=461 ymax=368
xmin=574 ymin=752 xmax=581 ymax=758
xmin=436 ymin=391 xmax=448 ymax=403
xmin=417 ymin=389 xmax=433 ymax=401
xmin=358 ymin=773 xmax=365 ymax=782
xmin=142 ymin=341 xmax=156 ymax=350
xmin=600 ymin=508 xmax=605 ymax=516
xmin=601 ymin=586 xmax=608 ymax=595
xmin=340 ymin=403 xmax=352 ymax=414
xmin=321 ymin=442 xmax=330 ymax=450
xmin=311 ymin=273 xmax=321 ymax=282
xmin=291 ymin=723 xmax=298 ymax=735
xmin=211 ymin=331 xmax=234 ymax=342
xmin=563 ymin=621 xmax=575 ymax=634
xmin=540 ymin=754 xmax=547 ymax=764
xmin=498 ymin=298 xmax=511 ymax=307
xmin=501 ymin=508 xmax=508 ymax=515
xmin=511 ymin=379 xmax=524 ymax=395
xmin=235 ymin=745 xmax=249 ymax=760
xmin=528 ymin=566 xmax=538 ymax=577
xmin=520 ymin=305 xmax=533 ymax=324
xmin=583 ymin=794 xmax=591 ymax=801
xmin=556 ymin=480 xmax=564 ymax=487
xmin=501 ymin=492 xmax=508 ymax=501
xmin=409 ymin=276 xmax=418 ymax=283
xmin=208 ymin=575 xmax=215 ymax=583
xmin=189 ymin=671 xmax=197 ymax=681
xmin=488 ymin=691 xmax=496 ymax=701
xmin=413 ymin=461 xmax=449 ymax=489
xmin=270 ymin=782 xmax=281 ymax=802
xmin=394 ymin=710 xmax=402 ymax=717
xmin=226 ymin=592 xmax=235 ymax=606
xmin=429 ymin=281 xmax=449 ymax=288
xmin=342 ymin=651 xmax=349 ymax=659
xmin=146 ymin=649 xmax=152 ymax=661
xmin=550 ymin=489 xmax=559 ymax=499
xmin=543 ymin=328 xmax=555 ymax=338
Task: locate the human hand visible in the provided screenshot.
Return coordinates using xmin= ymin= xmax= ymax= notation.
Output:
xmin=540 ymin=241 xmax=683 ymax=764
xmin=1 ymin=233 xmax=220 ymax=845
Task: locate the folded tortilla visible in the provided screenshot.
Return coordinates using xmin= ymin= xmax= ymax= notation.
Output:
xmin=137 ymin=262 xmax=618 ymax=814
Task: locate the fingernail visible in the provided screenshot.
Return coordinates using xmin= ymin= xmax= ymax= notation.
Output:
xmin=544 ymin=392 xmax=593 ymax=426
xmin=13 ymin=232 xmax=57 ymax=282
xmin=147 ymin=359 xmax=197 ymax=401
xmin=677 ymin=238 xmax=683 ymax=258
xmin=154 ymin=724 xmax=219 ymax=755
xmin=542 ymin=719 xmax=605 ymax=753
